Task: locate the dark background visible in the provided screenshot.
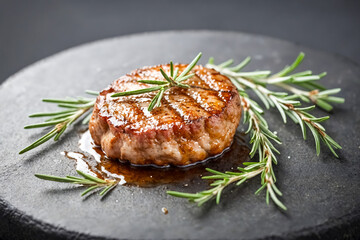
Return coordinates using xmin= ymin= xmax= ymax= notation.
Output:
xmin=1 ymin=0 xmax=360 ymax=85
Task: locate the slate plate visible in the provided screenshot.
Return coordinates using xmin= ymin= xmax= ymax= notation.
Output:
xmin=0 ymin=31 xmax=359 ymax=240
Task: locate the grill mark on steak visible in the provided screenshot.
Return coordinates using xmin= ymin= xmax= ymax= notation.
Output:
xmin=127 ymin=94 xmax=188 ymax=131
xmin=159 ymin=98 xmax=186 ymax=125
xmin=165 ymin=90 xmax=211 ymax=122
xmin=185 ymin=74 xmax=211 ymax=89
xmin=184 ymin=88 xmax=226 ymax=115
xmin=127 ymin=100 xmax=152 ymax=130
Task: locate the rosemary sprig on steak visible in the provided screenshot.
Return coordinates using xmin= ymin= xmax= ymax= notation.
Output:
xmin=111 ymin=52 xmax=202 ymax=111
xmin=167 ymin=53 xmax=344 ymax=209
xmin=35 ymin=170 xmax=118 ymax=197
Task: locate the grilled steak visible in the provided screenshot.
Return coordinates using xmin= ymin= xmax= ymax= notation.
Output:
xmin=89 ymin=64 xmax=241 ymax=166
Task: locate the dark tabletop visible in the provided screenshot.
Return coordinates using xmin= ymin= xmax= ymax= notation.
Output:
xmin=0 ymin=0 xmax=360 ymax=84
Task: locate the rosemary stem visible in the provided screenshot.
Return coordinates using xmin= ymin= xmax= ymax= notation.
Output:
xmin=273 ymin=82 xmax=308 ymax=96
xmin=199 ymin=167 xmax=264 ymax=205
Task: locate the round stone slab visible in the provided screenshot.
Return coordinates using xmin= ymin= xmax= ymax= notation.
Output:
xmin=0 ymin=31 xmax=359 ymax=239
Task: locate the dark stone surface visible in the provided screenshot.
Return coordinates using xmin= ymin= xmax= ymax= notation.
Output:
xmin=0 ymin=31 xmax=359 ymax=239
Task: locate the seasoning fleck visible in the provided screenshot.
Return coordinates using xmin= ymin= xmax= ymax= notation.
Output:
xmin=162 ymin=207 xmax=168 ymax=215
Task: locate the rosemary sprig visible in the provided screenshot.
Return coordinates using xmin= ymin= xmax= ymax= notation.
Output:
xmin=168 ymin=91 xmax=287 ymax=210
xmin=19 ymin=90 xmax=98 ymax=154
xmin=260 ymin=53 xmax=344 ymax=112
xmin=35 ymin=170 xmax=118 ymax=197
xmin=206 ymin=53 xmax=343 ymax=157
xmin=207 ymin=53 xmax=345 ymax=112
xmin=111 ymin=52 xmax=202 ymax=111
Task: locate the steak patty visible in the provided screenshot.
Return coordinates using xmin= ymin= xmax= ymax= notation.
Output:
xmin=89 ymin=64 xmax=241 ymax=166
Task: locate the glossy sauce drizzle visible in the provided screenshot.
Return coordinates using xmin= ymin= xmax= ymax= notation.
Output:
xmin=62 ymin=130 xmax=250 ymax=187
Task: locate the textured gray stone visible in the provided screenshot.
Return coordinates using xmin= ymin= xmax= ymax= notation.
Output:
xmin=0 ymin=31 xmax=359 ymax=239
